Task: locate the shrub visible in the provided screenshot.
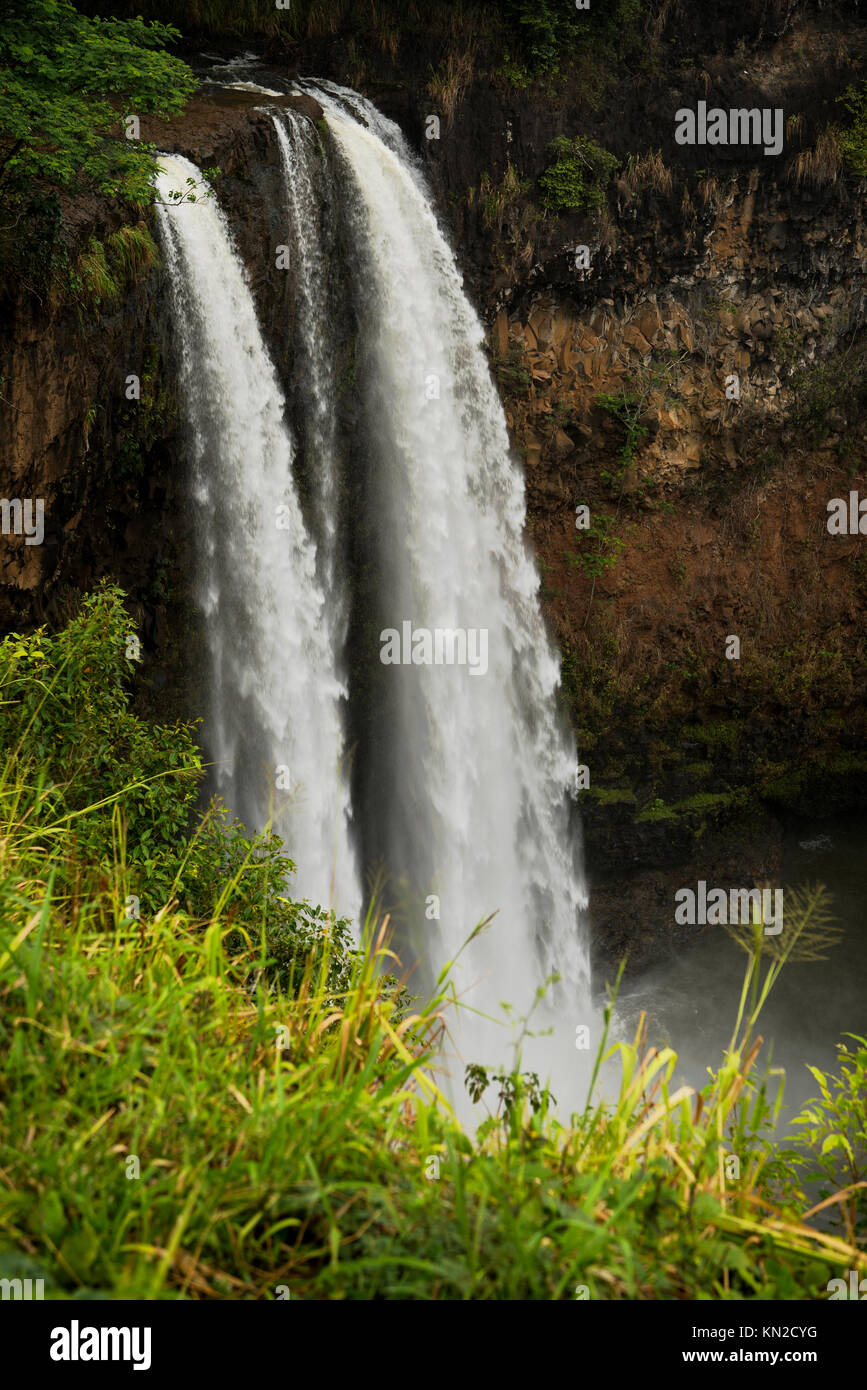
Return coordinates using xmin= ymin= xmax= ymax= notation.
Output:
xmin=0 ymin=584 xmax=203 ymax=905
xmin=539 ymin=135 xmax=619 ymax=212
xmin=502 ymin=0 xmax=645 ymax=75
xmin=622 ymin=148 xmax=673 ymax=197
xmin=0 ymin=585 xmax=356 ymax=1000
xmin=478 ymin=161 xmax=531 ymax=232
xmin=789 ymin=339 xmax=867 ymax=431
xmin=427 ymin=48 xmax=475 ymax=126
xmin=837 ymin=82 xmax=867 ymax=176
xmin=566 ymin=511 xmax=625 ymax=578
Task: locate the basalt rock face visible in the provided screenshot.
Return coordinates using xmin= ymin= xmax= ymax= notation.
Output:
xmin=519 ymin=220 xmax=867 ymax=976
xmin=0 ymin=225 xmax=182 ymax=660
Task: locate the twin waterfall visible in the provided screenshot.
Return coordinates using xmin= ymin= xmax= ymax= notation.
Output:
xmin=156 ymin=87 xmax=591 ymax=1100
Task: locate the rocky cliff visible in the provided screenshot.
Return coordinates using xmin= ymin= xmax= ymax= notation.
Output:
xmin=2 ymin=0 xmax=866 ymax=974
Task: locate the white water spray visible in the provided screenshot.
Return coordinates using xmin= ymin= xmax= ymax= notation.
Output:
xmin=308 ymin=87 xmax=593 ymax=1103
xmin=271 ymin=112 xmax=343 ymax=609
xmin=154 ymin=153 xmax=360 ymax=923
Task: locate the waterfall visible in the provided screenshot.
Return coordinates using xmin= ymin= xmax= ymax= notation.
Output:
xmin=303 ymin=87 xmax=593 ymax=1098
xmin=271 ymin=112 xmax=344 ymax=616
xmin=154 ymin=153 xmax=361 ymax=924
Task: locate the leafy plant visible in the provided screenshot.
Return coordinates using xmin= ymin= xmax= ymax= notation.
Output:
xmin=67 ymin=224 xmax=161 ymax=310
xmin=596 ymin=390 xmax=649 ymax=483
xmin=154 ymin=168 xmax=221 ymax=207
xmin=837 ymin=81 xmax=867 ymax=176
xmin=788 ymin=1035 xmax=867 ymax=1247
xmin=539 ymin=134 xmax=619 ymax=212
xmin=0 ymin=584 xmax=202 ymax=906
xmin=0 ymin=0 xmax=197 ymax=207
xmin=596 ymin=350 xmax=686 ymax=493
xmin=502 ymin=0 xmax=644 ymax=76
xmin=464 ymin=1062 xmax=553 ymax=1120
xmin=567 ymin=511 xmax=625 ymax=578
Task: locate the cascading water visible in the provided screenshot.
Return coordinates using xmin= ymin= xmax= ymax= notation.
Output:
xmin=302 ymin=86 xmax=594 ymax=1101
xmin=271 ymin=112 xmax=344 ymax=614
xmin=154 ymin=153 xmax=361 ymax=923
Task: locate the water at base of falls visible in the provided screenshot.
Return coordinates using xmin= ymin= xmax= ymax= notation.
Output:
xmin=159 ymin=81 xmax=597 ymax=1119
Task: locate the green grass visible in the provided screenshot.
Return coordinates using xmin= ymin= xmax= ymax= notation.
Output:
xmin=106 ymin=224 xmax=161 ymax=281
xmin=681 ymin=720 xmax=743 ymax=753
xmin=0 ymin=588 xmax=865 ymax=1298
xmin=675 ymin=790 xmax=745 ymax=814
xmin=77 ymin=238 xmax=118 ymax=304
xmin=477 ymin=161 xmax=531 ymax=233
xmin=635 ymin=797 xmax=677 ymax=823
xmin=67 ymin=223 xmax=161 ymax=312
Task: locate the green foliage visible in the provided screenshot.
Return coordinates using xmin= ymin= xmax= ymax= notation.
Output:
xmin=636 ymin=796 xmax=676 ymax=823
xmin=492 ymin=340 xmax=532 ymax=398
xmin=77 ymin=238 xmax=119 ymax=304
xmin=701 ymin=293 xmax=738 ymax=320
xmin=504 ymin=0 xmax=580 ymax=73
xmin=582 ymin=785 xmax=636 ymax=805
xmin=0 ymin=586 xmax=356 ymax=1005
xmin=0 ymin=0 xmax=197 ymax=208
xmin=539 ymin=134 xmax=618 ymax=212
xmin=155 ymin=167 xmax=222 ymax=207
xmin=0 ymin=838 xmax=863 ymax=1297
xmin=685 ymin=761 xmax=712 ymax=780
xmin=771 ymin=324 xmax=805 ymax=373
xmin=0 ymin=584 xmax=201 ymax=906
xmin=837 ymin=82 xmax=867 ymax=176
xmin=558 ymin=622 xmax=646 ymax=730
xmin=788 ymin=1035 xmax=867 ymax=1247
xmin=567 ymin=512 xmax=624 ymax=578
xmin=114 ymin=346 xmax=178 ymax=477
xmin=502 ymin=0 xmax=644 ymax=76
xmin=106 ymin=224 xmax=161 ymax=278
xmin=464 ymin=1062 xmax=553 ymax=1120
xmin=65 ymin=224 xmax=161 ymax=310
xmin=596 ymin=389 xmax=649 ymax=479
xmin=681 ymin=720 xmax=742 ymax=752
xmin=78 ymin=0 xmax=291 ymax=34
xmin=596 ymin=351 xmax=686 ymax=494
xmin=676 ymin=789 xmax=742 ymax=815
xmin=76 ymin=0 xmax=643 ymax=62
xmin=789 ymin=339 xmax=867 ymax=433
